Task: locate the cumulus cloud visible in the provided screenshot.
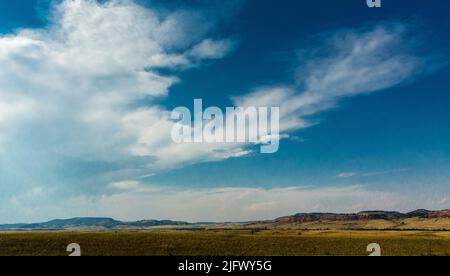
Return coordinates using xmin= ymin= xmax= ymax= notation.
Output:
xmin=0 ymin=0 xmax=239 ymax=192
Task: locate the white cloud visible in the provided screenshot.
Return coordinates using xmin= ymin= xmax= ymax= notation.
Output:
xmin=189 ymin=39 xmax=235 ymax=60
xmin=289 ymin=136 xmax=305 ymax=143
xmin=6 ymin=184 xmax=446 ymax=223
xmin=233 ymin=25 xmax=421 ymax=134
xmin=109 ymin=180 xmax=140 ymax=191
xmin=337 ymin=168 xmax=410 ymax=179
xmin=0 ymin=0 xmax=240 ymax=186
xmin=0 ymin=3 xmax=422 ymax=183
xmin=0 ymin=97 xmax=35 ymax=124
xmin=338 ymin=172 xmax=358 ymax=178
xmin=438 ymin=198 xmax=448 ymax=205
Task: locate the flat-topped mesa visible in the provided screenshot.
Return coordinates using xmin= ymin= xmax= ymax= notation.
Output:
xmin=274 ymin=210 xmax=450 ymax=224
xmin=356 ymin=211 xmax=404 ymax=220
xmin=406 ymin=209 xmax=450 ymax=218
xmin=275 ymin=213 xmax=360 ymax=224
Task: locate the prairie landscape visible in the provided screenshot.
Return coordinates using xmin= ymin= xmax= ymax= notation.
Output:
xmin=1 ymin=210 xmax=450 ymax=256
xmin=1 ymin=0 xmax=450 ymax=261
xmin=0 ymin=229 xmax=450 ymax=256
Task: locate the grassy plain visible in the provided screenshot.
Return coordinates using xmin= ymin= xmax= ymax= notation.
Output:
xmin=0 ymin=230 xmax=450 ymax=256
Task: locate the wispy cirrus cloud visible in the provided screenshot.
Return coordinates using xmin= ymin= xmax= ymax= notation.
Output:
xmin=337 ymin=168 xmax=410 ymax=179
xmin=337 ymin=172 xmax=358 ymax=179
xmin=234 ymin=24 xmax=424 ymax=134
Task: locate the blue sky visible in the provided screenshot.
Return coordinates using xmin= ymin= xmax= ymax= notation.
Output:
xmin=0 ymin=0 xmax=449 ymax=223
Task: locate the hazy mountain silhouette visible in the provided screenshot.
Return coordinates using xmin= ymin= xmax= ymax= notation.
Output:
xmin=0 ymin=217 xmax=190 ymax=230
xmin=1 ymin=209 xmax=449 ymax=230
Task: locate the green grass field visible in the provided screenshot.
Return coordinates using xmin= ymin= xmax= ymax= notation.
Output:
xmin=1 ymin=230 xmax=449 ymax=256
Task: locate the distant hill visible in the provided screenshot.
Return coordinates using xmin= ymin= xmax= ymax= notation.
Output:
xmin=274 ymin=209 xmax=450 ymax=224
xmin=0 ymin=217 xmax=190 ymax=230
xmin=2 ymin=209 xmax=450 ymax=231
xmin=246 ymin=209 xmax=450 ymax=231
